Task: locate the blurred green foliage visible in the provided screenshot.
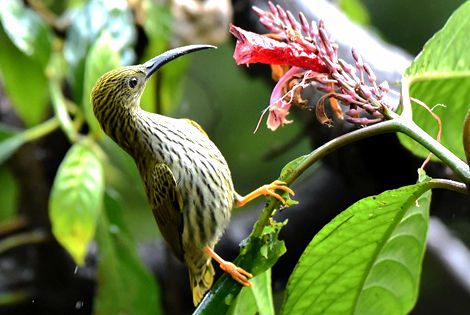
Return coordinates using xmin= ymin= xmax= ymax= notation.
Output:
xmin=361 ymin=0 xmax=467 ymax=55
xmin=400 ymin=1 xmax=470 ymax=161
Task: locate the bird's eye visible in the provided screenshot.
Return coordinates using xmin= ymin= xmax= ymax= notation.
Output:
xmin=128 ymin=77 xmax=138 ymax=89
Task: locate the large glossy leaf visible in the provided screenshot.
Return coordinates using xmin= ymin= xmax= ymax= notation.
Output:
xmin=399 ymin=1 xmax=470 ymax=160
xmin=280 ymin=179 xmax=432 ymax=315
xmin=49 ymin=140 xmax=104 ymax=265
xmin=83 ymin=31 xmax=121 ymax=136
xmin=93 ymin=190 xmax=162 ymax=315
xmin=63 ymin=0 xmax=136 ymax=104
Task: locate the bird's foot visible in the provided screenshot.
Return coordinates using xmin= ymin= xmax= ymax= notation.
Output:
xmin=219 ymin=261 xmax=253 ymax=287
xmin=235 ymin=180 xmax=295 ymax=208
xmin=205 ymin=247 xmax=253 ymax=287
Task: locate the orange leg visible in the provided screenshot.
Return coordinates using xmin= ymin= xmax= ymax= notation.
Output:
xmin=235 ymin=180 xmax=294 ymax=208
xmin=205 ymin=247 xmax=253 ymax=287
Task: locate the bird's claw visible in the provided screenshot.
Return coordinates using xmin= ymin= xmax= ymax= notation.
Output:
xmin=235 ymin=180 xmax=295 ymax=208
xmin=262 ymin=180 xmax=295 ymax=206
xmin=219 ymin=261 xmax=253 ymax=287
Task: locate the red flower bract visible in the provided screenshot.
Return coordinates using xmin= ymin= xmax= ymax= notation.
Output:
xmin=230 ymin=25 xmax=328 ymax=73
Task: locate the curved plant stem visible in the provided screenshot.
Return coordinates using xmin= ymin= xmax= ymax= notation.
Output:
xmin=399 ymin=78 xmax=412 ymax=120
xmin=429 ymin=178 xmax=468 ymax=194
xmin=22 ymin=116 xmax=60 ymax=142
xmin=252 ymin=109 xmax=470 ymax=237
xmin=395 ymin=117 xmax=470 ymax=186
xmin=0 ymin=230 xmax=47 ymax=254
xmin=49 ymin=79 xmax=79 ymax=143
xmin=252 ymin=119 xmax=400 ymax=238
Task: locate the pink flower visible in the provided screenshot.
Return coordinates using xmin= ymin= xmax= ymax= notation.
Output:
xmin=231 ymin=2 xmax=393 ymax=131
xmin=267 ymin=66 xmax=304 ymax=131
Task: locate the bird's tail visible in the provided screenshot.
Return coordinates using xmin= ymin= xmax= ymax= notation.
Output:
xmin=189 ymin=260 xmax=215 ymax=306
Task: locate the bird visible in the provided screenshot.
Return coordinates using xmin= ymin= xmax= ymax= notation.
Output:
xmin=91 ymin=44 xmax=294 ymax=305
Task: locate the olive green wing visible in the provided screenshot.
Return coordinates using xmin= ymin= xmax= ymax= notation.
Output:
xmin=149 ymin=162 xmax=185 ymax=262
xmin=182 ymin=118 xmax=209 ymax=138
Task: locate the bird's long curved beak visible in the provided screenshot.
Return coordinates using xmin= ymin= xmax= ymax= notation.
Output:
xmin=144 ymin=45 xmax=216 ymax=79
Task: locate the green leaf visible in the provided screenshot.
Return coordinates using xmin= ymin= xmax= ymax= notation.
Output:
xmin=93 ymin=190 xmax=162 ymax=315
xmin=227 ymin=284 xmax=258 ymax=315
xmin=0 ymin=0 xmax=53 ymax=68
xmin=0 ymin=28 xmax=49 ymax=127
xmin=280 ymin=181 xmax=432 ymax=315
xmin=64 ymin=0 xmax=136 ymax=104
xmin=227 ymin=269 xmax=274 ymax=315
xmin=49 ymin=140 xmax=104 ymax=265
xmin=195 ymin=220 xmax=286 ymax=314
xmin=250 ymin=269 xmax=275 ymax=315
xmin=83 ymin=31 xmax=121 ymax=136
xmin=399 ymin=1 xmax=470 ymax=160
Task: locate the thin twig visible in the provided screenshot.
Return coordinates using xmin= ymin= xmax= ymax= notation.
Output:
xmin=0 ymin=230 xmax=48 ymax=254
xmin=429 ymin=178 xmax=468 ymax=194
xmin=252 ymin=119 xmax=400 ymax=237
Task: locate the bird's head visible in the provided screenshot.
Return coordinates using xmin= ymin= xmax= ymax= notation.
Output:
xmin=91 ymin=44 xmax=216 ymax=124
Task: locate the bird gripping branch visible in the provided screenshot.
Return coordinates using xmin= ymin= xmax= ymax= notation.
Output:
xmin=91 ymin=45 xmax=294 ymax=305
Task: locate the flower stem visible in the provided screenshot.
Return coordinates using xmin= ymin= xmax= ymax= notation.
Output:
xmin=252 ymin=109 xmax=470 ymax=237
xmin=395 ymin=116 xmax=470 ymax=186
xmin=252 ymin=119 xmax=400 ymax=238
xmin=429 ymin=179 xmax=468 ymax=194
xmin=399 ymin=78 xmax=412 ymax=120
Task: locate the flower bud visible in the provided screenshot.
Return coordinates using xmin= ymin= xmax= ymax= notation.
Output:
xmin=299 ymin=12 xmax=310 ymax=35
xmin=351 ymin=47 xmax=364 ymax=69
